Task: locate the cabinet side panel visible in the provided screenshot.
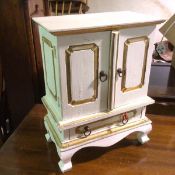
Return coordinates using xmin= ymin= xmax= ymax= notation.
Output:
xmin=39 ymin=26 xmax=62 ymax=121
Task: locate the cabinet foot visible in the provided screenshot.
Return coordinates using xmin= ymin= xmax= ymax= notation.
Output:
xmin=58 ymin=157 xmax=72 ymax=173
xmin=137 ymin=132 xmax=150 ymax=144
xmin=45 ymin=133 xmax=52 ymax=142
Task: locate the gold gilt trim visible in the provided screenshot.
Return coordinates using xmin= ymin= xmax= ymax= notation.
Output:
xmin=45 ymin=115 xmax=151 ymax=149
xmin=42 ymin=36 xmax=57 ymax=100
xmin=122 ymin=36 xmax=149 ymax=92
xmin=65 ymin=43 xmax=99 ymax=105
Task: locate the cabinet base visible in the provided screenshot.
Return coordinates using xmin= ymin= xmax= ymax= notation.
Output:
xmin=44 ymin=115 xmax=152 ymax=173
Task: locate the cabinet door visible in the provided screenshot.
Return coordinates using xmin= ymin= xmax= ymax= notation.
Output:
xmin=58 ymin=32 xmax=111 ymax=120
xmin=113 ymin=26 xmax=155 ymax=108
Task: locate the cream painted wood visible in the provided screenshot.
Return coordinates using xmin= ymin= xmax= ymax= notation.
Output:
xmin=33 ymin=11 xmax=164 ymax=33
xmin=69 ymin=108 xmax=143 ymax=140
xmin=113 ymin=26 xmax=156 ymax=108
xmin=34 ymin=11 xmax=164 ymax=173
xmin=44 ymin=114 xmax=152 ymax=173
xmin=57 ymin=96 xmax=154 ymax=130
xmin=137 ymin=132 xmax=150 ymax=144
xmin=109 ymin=31 xmax=119 ymax=110
xmin=70 ymin=50 xmax=94 ymax=101
xmin=57 ymin=32 xmax=111 ymax=120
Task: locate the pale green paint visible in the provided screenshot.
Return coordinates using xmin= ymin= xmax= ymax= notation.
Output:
xmin=47 ymin=112 xmax=65 ymax=142
xmin=39 ymin=26 xmax=62 ymax=121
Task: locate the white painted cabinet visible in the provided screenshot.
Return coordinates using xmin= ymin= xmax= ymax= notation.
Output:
xmin=33 ymin=11 xmax=164 ymax=173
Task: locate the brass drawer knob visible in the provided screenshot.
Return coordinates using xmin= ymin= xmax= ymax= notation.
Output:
xmin=121 ymin=113 xmax=128 ymax=125
xmin=83 ymin=126 xmax=91 ymax=137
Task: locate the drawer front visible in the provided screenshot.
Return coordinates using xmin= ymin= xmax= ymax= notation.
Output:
xmin=70 ymin=108 xmax=143 ymax=140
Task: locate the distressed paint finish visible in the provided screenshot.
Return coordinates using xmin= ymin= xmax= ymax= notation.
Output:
xmin=113 ymin=26 xmax=156 ymax=108
xmin=39 ymin=26 xmax=62 ymax=122
xmin=34 ymin=11 xmax=164 ymax=172
xmin=33 ymin=11 xmax=164 ymax=34
xmin=57 ymin=32 xmax=111 ymax=120
xmin=69 ymin=108 xmax=144 ymax=140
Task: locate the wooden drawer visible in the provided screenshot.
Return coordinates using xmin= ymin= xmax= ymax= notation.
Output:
xmin=69 ymin=108 xmax=143 ymax=140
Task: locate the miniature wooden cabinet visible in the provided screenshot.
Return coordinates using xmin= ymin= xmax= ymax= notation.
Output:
xmin=33 ymin=11 xmax=164 ymax=172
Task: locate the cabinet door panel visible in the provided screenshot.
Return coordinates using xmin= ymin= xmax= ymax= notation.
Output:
xmin=58 ymin=32 xmax=111 ymax=120
xmin=65 ymin=43 xmax=98 ymax=105
xmin=122 ymin=36 xmax=149 ymax=92
xmin=113 ymin=26 xmax=155 ymax=108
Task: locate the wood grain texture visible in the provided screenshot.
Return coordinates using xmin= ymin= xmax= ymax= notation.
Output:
xmin=0 ymin=0 xmax=35 ymax=128
xmin=0 ymin=104 xmax=175 ymax=175
xmin=24 ymin=0 xmax=47 ymax=102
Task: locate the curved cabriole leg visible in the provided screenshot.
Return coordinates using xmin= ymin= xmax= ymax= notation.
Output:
xmin=58 ymin=159 xmax=72 ymax=173
xmin=137 ymin=132 xmax=150 ymax=144
xmin=58 ymin=151 xmax=73 ymax=173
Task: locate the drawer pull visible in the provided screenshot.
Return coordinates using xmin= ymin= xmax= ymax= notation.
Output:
xmin=99 ymin=71 xmax=108 ymax=82
xmin=117 ymin=68 xmax=125 ymax=77
xmin=83 ymin=126 xmax=91 ymax=137
xmin=121 ymin=113 xmax=128 ymax=125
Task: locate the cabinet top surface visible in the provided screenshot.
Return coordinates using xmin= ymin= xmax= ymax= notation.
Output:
xmin=33 ymin=11 xmax=165 ymax=35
